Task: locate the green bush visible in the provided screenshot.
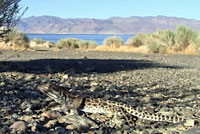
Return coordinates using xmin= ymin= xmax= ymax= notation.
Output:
xmin=57 ymin=38 xmax=79 ymax=49
xmin=145 ymin=31 xmax=169 ymax=53
xmin=192 ymin=36 xmax=200 ymax=53
xmin=78 ymin=40 xmax=98 ymax=49
xmin=147 ymin=40 xmax=167 ymax=53
xmin=87 ymin=40 xmax=98 ymax=49
xmin=57 ymin=38 xmax=98 ymax=49
xmin=32 ymin=38 xmax=46 ymax=44
xmin=103 ymin=36 xmax=124 ymax=48
xmin=157 ymin=29 xmax=175 ymax=47
xmin=6 ymin=29 xmax=29 ymax=49
xmin=174 ymin=25 xmax=198 ymax=51
xmin=145 ymin=26 xmax=199 ymax=53
xmin=127 ymin=34 xmax=146 ymax=47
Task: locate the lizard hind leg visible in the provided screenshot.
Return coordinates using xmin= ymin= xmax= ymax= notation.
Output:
xmin=113 ymin=108 xmax=138 ymax=128
xmin=124 ymin=114 xmax=138 ymax=127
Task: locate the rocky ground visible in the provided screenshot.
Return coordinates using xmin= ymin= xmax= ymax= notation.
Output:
xmin=0 ymin=48 xmax=200 ymax=134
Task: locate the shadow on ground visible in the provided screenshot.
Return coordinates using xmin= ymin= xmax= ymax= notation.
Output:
xmin=1 ymin=58 xmax=183 ymax=74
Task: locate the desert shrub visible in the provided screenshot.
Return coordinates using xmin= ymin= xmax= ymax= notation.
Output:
xmin=78 ymin=40 xmax=98 ymax=49
xmin=157 ymin=29 xmax=175 ymax=47
xmin=87 ymin=40 xmax=98 ymax=49
xmin=5 ymin=29 xmax=29 ymax=49
xmin=174 ymin=25 xmax=198 ymax=51
xmin=57 ymin=38 xmax=98 ymax=49
xmin=103 ymin=36 xmax=124 ymax=48
xmin=145 ymin=31 xmax=170 ymax=53
xmin=127 ymin=34 xmax=147 ymax=47
xmin=147 ymin=40 xmax=167 ymax=53
xmin=57 ymin=38 xmax=79 ymax=49
xmin=32 ymin=38 xmax=46 ymax=44
xmin=192 ymin=36 xmax=200 ymax=53
xmin=49 ymin=41 xmax=56 ymax=47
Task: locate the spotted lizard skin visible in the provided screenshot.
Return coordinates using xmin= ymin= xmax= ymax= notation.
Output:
xmin=38 ymin=83 xmax=185 ymax=125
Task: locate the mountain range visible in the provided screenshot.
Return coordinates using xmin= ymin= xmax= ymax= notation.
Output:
xmin=16 ymin=15 xmax=200 ymax=34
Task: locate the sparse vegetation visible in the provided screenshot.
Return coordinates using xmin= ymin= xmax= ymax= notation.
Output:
xmin=2 ymin=29 xmax=30 ymax=49
xmin=126 ymin=25 xmax=200 ymax=54
xmin=57 ymin=38 xmax=98 ymax=49
xmin=55 ymin=26 xmax=200 ymax=54
xmin=145 ymin=30 xmax=174 ymax=53
xmin=78 ymin=40 xmax=98 ymax=49
xmin=57 ymin=38 xmax=79 ymax=49
xmin=147 ymin=40 xmax=167 ymax=53
xmin=103 ymin=36 xmax=124 ymax=48
xmin=173 ymin=25 xmax=199 ymax=51
xmin=126 ymin=34 xmax=147 ymax=47
xmin=1 ymin=25 xmax=199 ymax=55
xmin=32 ymin=38 xmax=46 ymax=44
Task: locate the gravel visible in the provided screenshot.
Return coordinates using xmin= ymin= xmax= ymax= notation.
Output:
xmin=0 ymin=48 xmax=200 ymax=133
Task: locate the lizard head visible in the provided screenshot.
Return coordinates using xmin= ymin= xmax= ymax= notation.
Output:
xmin=38 ymin=83 xmax=68 ymax=106
xmin=37 ymin=83 xmax=82 ymax=109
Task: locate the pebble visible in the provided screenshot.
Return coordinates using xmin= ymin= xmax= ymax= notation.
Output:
xmin=183 ymin=128 xmax=200 ymax=134
xmin=184 ymin=119 xmax=196 ymax=127
xmin=44 ymin=120 xmax=57 ymax=128
xmin=24 ymin=74 xmax=35 ymax=81
xmin=10 ymin=121 xmax=27 ymax=131
xmin=62 ymin=74 xmax=69 ymax=79
xmin=0 ymin=81 xmax=5 ymax=86
xmin=58 ymin=114 xmax=98 ymax=131
xmin=140 ymin=130 xmax=150 ymax=134
xmin=41 ymin=111 xmax=62 ymax=119
xmin=182 ymin=108 xmax=194 ymax=116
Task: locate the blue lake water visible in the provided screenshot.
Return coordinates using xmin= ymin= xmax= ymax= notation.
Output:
xmin=27 ymin=34 xmax=134 ymax=45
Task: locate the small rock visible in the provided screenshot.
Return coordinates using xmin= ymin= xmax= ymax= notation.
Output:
xmin=183 ymin=128 xmax=200 ymax=134
xmin=90 ymin=82 xmax=99 ymax=87
xmin=31 ymin=125 xmax=37 ymax=132
xmin=41 ymin=111 xmax=62 ymax=119
xmin=0 ymin=81 xmax=5 ymax=86
xmin=184 ymin=119 xmax=195 ymax=127
xmin=0 ymin=125 xmax=9 ymax=133
xmin=94 ymin=129 xmax=104 ymax=134
xmin=113 ymin=130 xmax=122 ymax=134
xmin=31 ymin=103 xmax=42 ymax=111
xmin=65 ymin=125 xmax=77 ymax=131
xmin=195 ymin=111 xmax=200 ymax=117
xmin=49 ymin=127 xmax=66 ymax=134
xmin=44 ymin=120 xmax=57 ymax=128
xmin=182 ymin=108 xmax=194 ymax=117
xmin=62 ymin=74 xmax=69 ymax=80
xmin=12 ymin=113 xmax=18 ymax=118
xmin=140 ymin=130 xmax=150 ymax=134
xmin=58 ymin=115 xmax=98 ymax=131
xmin=89 ymin=86 xmax=100 ymax=92
xmin=24 ymin=74 xmax=35 ymax=81
xmin=10 ymin=121 xmax=27 ymax=131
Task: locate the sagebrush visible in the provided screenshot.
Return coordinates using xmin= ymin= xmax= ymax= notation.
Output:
xmin=103 ymin=36 xmax=124 ymax=48
xmin=3 ymin=29 xmax=29 ymax=49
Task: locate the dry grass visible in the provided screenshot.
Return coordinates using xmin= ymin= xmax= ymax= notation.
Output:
xmin=92 ymin=44 xmax=200 ymax=55
xmin=0 ymin=42 xmax=29 ymax=50
xmin=94 ymin=45 xmax=149 ymax=54
xmin=166 ymin=44 xmax=200 ymax=55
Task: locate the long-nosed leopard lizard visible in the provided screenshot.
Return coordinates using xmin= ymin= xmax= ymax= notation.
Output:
xmin=38 ymin=83 xmax=187 ymax=128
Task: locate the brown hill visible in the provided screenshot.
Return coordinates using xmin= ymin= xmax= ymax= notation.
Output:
xmin=16 ymin=15 xmax=200 ymax=34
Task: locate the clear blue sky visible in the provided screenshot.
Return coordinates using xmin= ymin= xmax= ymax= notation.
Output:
xmin=20 ymin=0 xmax=200 ymax=20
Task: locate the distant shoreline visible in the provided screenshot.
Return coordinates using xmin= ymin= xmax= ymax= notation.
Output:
xmin=26 ymin=34 xmax=134 ymax=44
xmin=25 ymin=33 xmax=134 ymax=36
